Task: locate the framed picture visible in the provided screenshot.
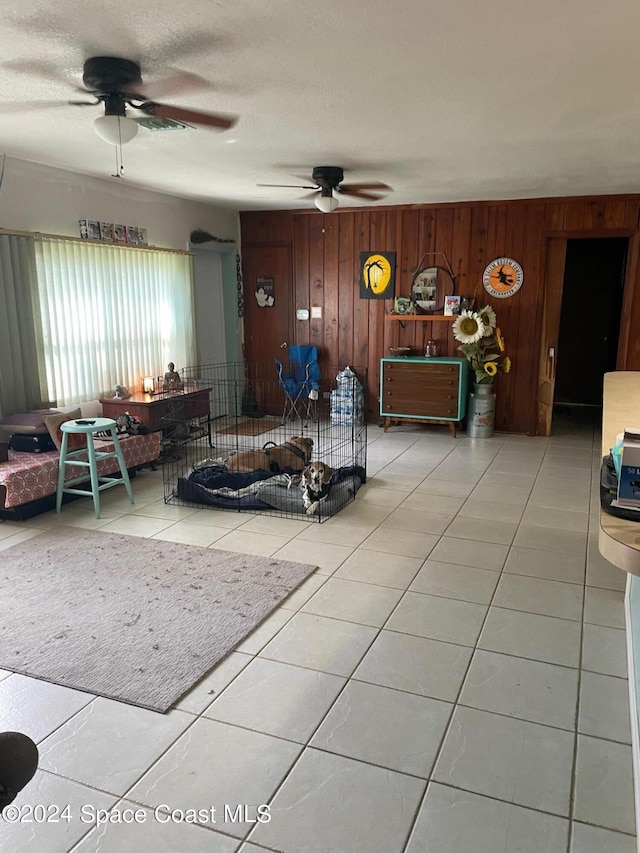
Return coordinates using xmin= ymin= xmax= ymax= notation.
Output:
xmin=100 ymin=222 xmax=115 ymax=242
xmin=137 ymin=228 xmax=148 ymax=246
xmin=444 ymin=295 xmax=461 ymax=316
xmin=126 ymin=226 xmax=139 ymax=245
xmin=114 ymin=224 xmax=127 ymax=243
xmin=393 ymin=297 xmax=414 ymax=315
xmin=79 ymin=219 xmax=89 ymax=239
xmin=87 ymin=220 xmax=101 ymax=240
xmin=359 ymin=251 xmax=396 ymax=299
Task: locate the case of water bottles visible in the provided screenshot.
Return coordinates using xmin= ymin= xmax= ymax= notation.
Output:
xmin=330 ymin=366 xmax=366 ymax=427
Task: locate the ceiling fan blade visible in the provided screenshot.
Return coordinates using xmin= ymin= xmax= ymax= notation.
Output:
xmin=124 ymin=70 xmax=210 ymax=102
xmin=257 ymin=183 xmax=318 ymax=189
xmin=0 ymin=59 xmax=76 ymax=89
xmin=136 ymin=101 xmax=237 ymax=130
xmin=339 ymin=182 xmax=391 ymax=192
xmin=339 ymin=188 xmax=386 ymax=201
xmin=0 ymin=100 xmax=73 ymax=113
xmin=153 ymin=33 xmax=226 ymax=64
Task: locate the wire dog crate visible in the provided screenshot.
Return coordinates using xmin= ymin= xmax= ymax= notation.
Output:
xmin=161 ymin=361 xmax=367 ymax=522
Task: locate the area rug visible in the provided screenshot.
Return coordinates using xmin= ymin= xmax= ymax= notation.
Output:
xmin=0 ymin=528 xmax=317 ymax=713
xmin=217 ymin=417 xmax=281 ymax=436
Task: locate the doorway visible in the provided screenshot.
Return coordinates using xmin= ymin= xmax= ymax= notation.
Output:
xmin=553 ymin=238 xmax=627 ymax=414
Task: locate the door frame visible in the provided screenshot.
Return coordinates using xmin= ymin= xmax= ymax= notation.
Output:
xmin=535 ymin=228 xmax=637 ymax=436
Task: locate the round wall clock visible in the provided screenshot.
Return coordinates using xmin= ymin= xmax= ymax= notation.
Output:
xmin=482 ymin=257 xmax=524 ymax=299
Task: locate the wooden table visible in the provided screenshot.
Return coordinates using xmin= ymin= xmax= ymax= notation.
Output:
xmin=100 ymin=387 xmax=211 ymax=433
xmin=599 ymin=372 xmax=640 ymax=575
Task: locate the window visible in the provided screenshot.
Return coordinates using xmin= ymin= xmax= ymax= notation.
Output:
xmin=33 ymin=238 xmax=195 ymax=405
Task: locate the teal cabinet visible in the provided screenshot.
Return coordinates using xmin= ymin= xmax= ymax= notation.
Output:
xmin=380 ymin=357 xmax=468 ymax=436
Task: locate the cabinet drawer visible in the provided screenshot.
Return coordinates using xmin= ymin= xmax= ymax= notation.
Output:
xmin=383 ymin=373 xmax=459 ymax=394
xmin=383 ymin=363 xmax=460 ymax=382
xmin=381 ymin=392 xmax=459 ymax=419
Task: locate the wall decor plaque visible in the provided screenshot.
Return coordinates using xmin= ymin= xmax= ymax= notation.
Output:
xmin=483 ymin=257 xmax=524 ymax=298
xmin=360 ymin=252 xmax=396 ymax=299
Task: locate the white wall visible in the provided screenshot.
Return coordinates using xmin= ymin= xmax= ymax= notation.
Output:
xmin=193 ymin=248 xmax=227 ymax=366
xmin=0 ymin=156 xmax=239 ymax=250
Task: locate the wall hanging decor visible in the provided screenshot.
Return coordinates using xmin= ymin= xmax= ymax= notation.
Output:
xmin=236 ymin=251 xmax=245 ymax=318
xmin=79 ymin=219 xmax=148 ymax=245
xmin=255 ymin=276 xmax=275 ymax=307
xmin=410 ymin=252 xmax=456 ymax=313
xmin=359 ymin=252 xmax=396 ymax=299
xmin=482 ymin=257 xmax=524 ymax=298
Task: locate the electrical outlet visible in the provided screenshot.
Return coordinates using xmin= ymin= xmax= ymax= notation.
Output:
xmin=311 ymin=306 xmax=322 ymax=319
xmin=323 ymin=391 xmax=331 ymax=399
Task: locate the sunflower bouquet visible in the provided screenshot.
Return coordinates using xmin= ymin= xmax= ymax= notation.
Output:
xmin=452 ymin=305 xmax=511 ymax=385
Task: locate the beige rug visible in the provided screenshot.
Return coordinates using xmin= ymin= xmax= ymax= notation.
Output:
xmin=0 ymin=528 xmax=316 ymax=712
xmin=217 ymin=417 xmax=280 ymax=436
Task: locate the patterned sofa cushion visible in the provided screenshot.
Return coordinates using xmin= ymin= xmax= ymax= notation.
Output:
xmin=0 ymin=411 xmax=59 ymax=436
xmin=0 ymin=432 xmax=161 ymax=509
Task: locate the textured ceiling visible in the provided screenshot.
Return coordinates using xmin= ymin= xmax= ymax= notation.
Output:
xmin=2 ymin=0 xmax=640 ymax=211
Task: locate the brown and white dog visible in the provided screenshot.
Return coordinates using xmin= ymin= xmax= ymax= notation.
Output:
xmin=226 ymin=436 xmax=313 ymax=473
xmin=300 ymin=461 xmax=334 ymax=515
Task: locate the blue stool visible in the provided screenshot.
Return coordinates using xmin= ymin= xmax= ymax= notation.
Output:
xmin=56 ymin=417 xmax=135 ymax=519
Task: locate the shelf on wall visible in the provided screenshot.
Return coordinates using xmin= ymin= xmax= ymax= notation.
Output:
xmin=385 ymin=314 xmax=456 ymax=322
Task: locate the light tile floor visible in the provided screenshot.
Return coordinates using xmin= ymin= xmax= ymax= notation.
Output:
xmin=0 ymin=412 xmax=637 ymax=852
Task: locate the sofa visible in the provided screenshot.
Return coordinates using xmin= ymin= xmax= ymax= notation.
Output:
xmin=0 ymin=400 xmax=162 ymax=520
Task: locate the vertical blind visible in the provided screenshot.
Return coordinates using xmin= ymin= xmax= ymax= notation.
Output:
xmin=33 ymin=239 xmax=196 ymax=405
xmin=0 ymin=234 xmax=49 ymax=416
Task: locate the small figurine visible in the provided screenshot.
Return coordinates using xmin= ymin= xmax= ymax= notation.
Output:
xmin=163 ymin=362 xmax=183 ymax=391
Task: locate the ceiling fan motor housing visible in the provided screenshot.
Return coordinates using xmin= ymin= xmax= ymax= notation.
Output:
xmin=312 ymin=166 xmax=344 ymax=189
xmin=82 ymin=57 xmax=143 ymax=95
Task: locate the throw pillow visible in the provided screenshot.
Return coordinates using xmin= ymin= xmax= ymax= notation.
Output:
xmin=0 ymin=411 xmax=60 ymax=436
xmin=95 ymin=413 xmax=148 ymax=438
xmin=43 ymin=409 xmax=87 ymax=452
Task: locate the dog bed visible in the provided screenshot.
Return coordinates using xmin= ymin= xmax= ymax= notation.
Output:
xmin=176 ymin=464 xmax=366 ymax=516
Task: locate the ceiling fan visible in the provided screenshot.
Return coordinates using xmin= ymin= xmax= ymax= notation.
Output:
xmin=7 ymin=55 xmax=238 ymax=146
xmin=258 ymin=166 xmax=391 ymax=212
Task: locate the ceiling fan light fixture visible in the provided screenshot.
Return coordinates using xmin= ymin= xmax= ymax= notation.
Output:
xmin=315 ymin=194 xmax=339 ymax=213
xmin=93 ymin=115 xmax=139 ymax=145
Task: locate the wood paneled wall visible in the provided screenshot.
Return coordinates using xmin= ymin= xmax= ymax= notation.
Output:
xmin=240 ymin=196 xmax=640 ymax=434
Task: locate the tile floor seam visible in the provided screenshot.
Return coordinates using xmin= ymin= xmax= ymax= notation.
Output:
xmin=418 ymin=778 xmax=573 ymax=822
xmin=240 ymin=526 xmax=473 ymax=851
xmin=566 ymin=424 xmax=599 ymax=852
xmin=29 ymin=692 xmax=98 ymax=747
xmin=398 ymin=466 xmax=517 ymax=852
xmin=399 ymin=427 xmax=602 ymax=851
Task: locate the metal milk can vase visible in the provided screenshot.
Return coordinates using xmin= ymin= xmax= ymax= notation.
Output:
xmin=466 ymin=382 xmax=496 ymax=438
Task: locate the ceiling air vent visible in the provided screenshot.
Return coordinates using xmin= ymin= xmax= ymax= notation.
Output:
xmin=134 ymin=117 xmax=193 ymax=132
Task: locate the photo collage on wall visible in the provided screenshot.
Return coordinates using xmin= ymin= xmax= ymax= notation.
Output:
xmin=79 ymin=220 xmax=148 ymax=246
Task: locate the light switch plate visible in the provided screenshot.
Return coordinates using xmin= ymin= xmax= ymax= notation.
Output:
xmin=296 ymin=309 xmax=309 ymax=320
xmin=311 ymin=306 xmax=322 ymax=318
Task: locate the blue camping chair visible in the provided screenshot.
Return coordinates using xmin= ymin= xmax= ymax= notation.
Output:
xmin=274 ymin=345 xmax=321 ymax=424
